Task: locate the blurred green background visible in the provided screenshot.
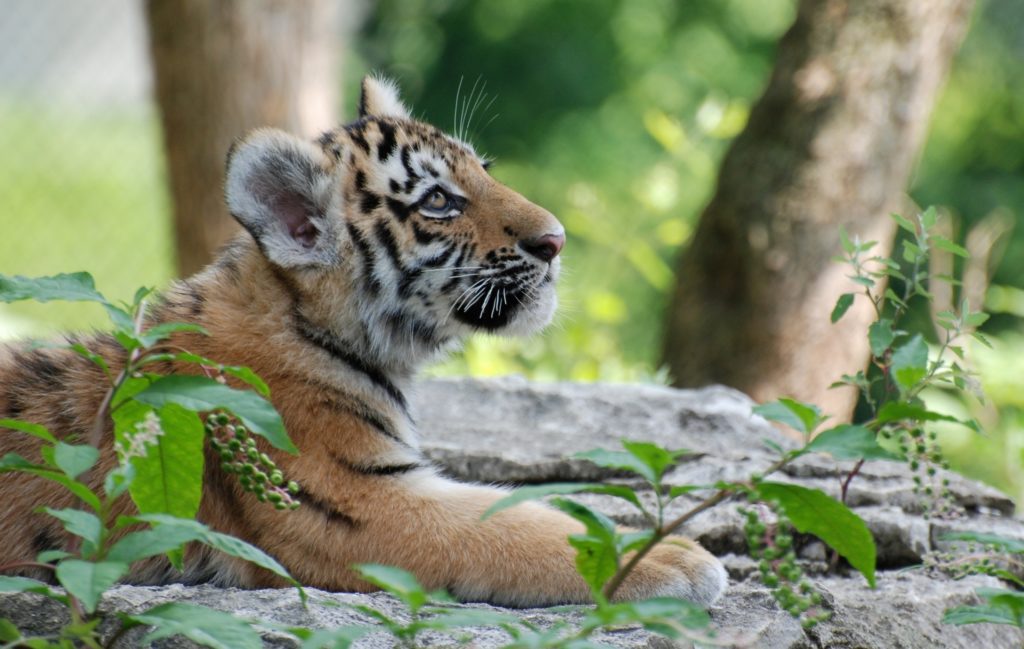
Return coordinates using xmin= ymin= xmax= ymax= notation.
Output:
xmin=1 ymin=0 xmax=1023 ymax=502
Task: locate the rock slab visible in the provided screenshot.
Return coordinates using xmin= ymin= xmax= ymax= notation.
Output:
xmin=2 ymin=377 xmax=1023 ymax=648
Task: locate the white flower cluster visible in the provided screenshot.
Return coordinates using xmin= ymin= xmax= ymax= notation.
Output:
xmin=114 ymin=410 xmax=165 ymax=462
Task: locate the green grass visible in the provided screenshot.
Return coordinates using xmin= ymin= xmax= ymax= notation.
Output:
xmin=0 ymin=99 xmax=174 ymax=338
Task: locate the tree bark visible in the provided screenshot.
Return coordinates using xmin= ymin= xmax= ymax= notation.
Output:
xmin=662 ymin=0 xmax=974 ymax=421
xmin=145 ymin=0 xmax=342 ymax=278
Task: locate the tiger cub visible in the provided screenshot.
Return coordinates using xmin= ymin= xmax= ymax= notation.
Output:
xmin=0 ymin=76 xmax=726 ymax=607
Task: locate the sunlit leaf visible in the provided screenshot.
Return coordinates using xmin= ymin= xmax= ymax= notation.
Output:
xmin=55 ymin=560 xmax=129 ymax=613
xmin=805 ymin=424 xmax=901 ymax=461
xmin=132 ymin=375 xmax=294 ymax=453
xmin=757 ymin=482 xmax=875 ymax=587
xmin=0 ymin=272 xmax=106 ymax=304
xmin=133 ymin=603 xmax=263 ymax=649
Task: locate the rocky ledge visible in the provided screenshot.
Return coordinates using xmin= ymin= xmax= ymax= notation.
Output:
xmin=3 ymin=377 xmax=1024 ymax=648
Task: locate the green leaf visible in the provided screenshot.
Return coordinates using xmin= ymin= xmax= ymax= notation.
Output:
xmin=964 ymin=312 xmax=990 ymax=328
xmin=125 ymin=514 xmax=303 ymax=598
xmin=133 ymin=603 xmax=263 ymax=649
xmin=43 ymin=508 xmax=102 ymax=548
xmin=0 ymin=452 xmax=41 ymax=471
xmin=119 ymin=402 xmax=204 ymax=518
xmin=868 ymin=320 xmax=895 ymax=357
xmin=549 ymin=498 xmax=619 ymax=594
xmin=756 ymin=482 xmax=876 ymax=587
xmin=0 ymin=618 xmax=20 ymax=642
xmin=875 ymin=402 xmax=966 ymax=426
xmin=921 ymin=206 xmax=938 ymax=230
xmin=16 ymin=468 xmax=102 ymax=511
xmin=355 ymin=564 xmax=429 ymax=612
xmin=103 ymin=303 xmax=135 ymax=333
xmin=621 ymin=440 xmax=687 ymax=484
xmin=830 ymin=293 xmax=855 ymax=323
xmin=50 ymin=443 xmax=99 ymax=480
xmin=55 ymin=560 xmax=129 ymax=613
xmin=940 ymin=532 xmax=1024 ymax=553
xmin=37 ymin=550 xmax=72 ymax=563
xmin=574 ymin=448 xmax=656 ymax=483
xmin=0 ymin=272 xmax=106 ymax=304
xmin=0 ymin=576 xmax=65 ymax=600
xmin=140 ymin=353 xmax=271 ymax=397
xmin=132 ymin=375 xmax=295 ymax=453
xmin=107 ymin=524 xmax=204 ymax=565
xmin=753 ymin=398 xmax=823 ymax=435
xmin=805 ymin=424 xmax=901 ymax=461
xmin=848 ymin=275 xmax=875 ymax=288
xmin=943 ymin=604 xmax=1020 ymax=626
xmin=891 ymin=335 xmax=928 ymax=391
xmin=138 ymin=322 xmax=209 ymax=348
xmin=482 ymin=482 xmax=643 ymax=520
xmin=891 ymin=212 xmax=917 ymax=234
xmin=668 ymin=484 xmax=703 ymax=499
xmin=69 ymin=343 xmax=111 ymax=376
xmin=944 ymin=588 xmax=1024 ymax=627
xmin=0 ymin=419 xmax=56 ymax=443
xmin=931 ymin=235 xmax=969 ymax=258
xmin=839 ymin=227 xmax=856 ymax=254
xmin=104 ymin=464 xmax=135 ymax=500
xmin=618 ymin=530 xmax=655 ymax=555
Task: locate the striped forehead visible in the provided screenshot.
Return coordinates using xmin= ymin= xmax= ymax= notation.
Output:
xmin=345 ymin=119 xmax=478 ymax=198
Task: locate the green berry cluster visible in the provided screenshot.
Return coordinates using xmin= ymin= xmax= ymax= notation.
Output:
xmin=885 ymin=425 xmax=955 ymax=519
xmin=923 ymin=542 xmax=1020 ymax=583
xmin=204 ymin=411 xmax=301 ymax=511
xmin=740 ymin=504 xmax=831 ymax=628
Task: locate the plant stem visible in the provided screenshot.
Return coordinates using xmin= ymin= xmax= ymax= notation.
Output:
xmin=0 ymin=560 xmax=56 ymax=573
xmin=603 ymin=455 xmax=791 ymax=600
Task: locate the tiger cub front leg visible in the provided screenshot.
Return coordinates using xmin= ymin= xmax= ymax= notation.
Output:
xmin=334 ymin=471 xmax=727 ymax=607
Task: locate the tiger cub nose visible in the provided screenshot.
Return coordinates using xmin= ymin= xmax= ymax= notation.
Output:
xmin=520 ymin=232 xmax=565 ymax=262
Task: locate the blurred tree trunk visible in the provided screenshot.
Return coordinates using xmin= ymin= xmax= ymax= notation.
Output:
xmin=145 ymin=0 xmax=343 ymax=277
xmin=662 ymin=0 xmax=974 ymax=422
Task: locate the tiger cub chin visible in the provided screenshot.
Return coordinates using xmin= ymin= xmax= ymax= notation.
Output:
xmin=0 ymin=76 xmax=726 ymax=607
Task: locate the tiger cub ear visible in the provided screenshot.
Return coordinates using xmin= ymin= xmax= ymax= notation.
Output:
xmin=225 ymin=128 xmax=341 ymax=268
xmin=358 ymin=74 xmax=411 ymax=120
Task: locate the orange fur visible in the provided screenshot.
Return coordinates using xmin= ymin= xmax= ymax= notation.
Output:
xmin=0 ymin=77 xmax=726 ymax=607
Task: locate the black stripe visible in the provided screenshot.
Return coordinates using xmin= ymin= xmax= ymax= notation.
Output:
xmin=377 ymin=121 xmax=397 ymax=161
xmin=389 ymin=179 xmax=401 ymax=193
xmin=333 ymin=453 xmax=421 ymax=477
xmin=411 ymin=221 xmax=438 ymax=244
xmin=421 ymin=245 xmax=456 ymax=268
xmin=384 ymin=310 xmax=440 ymax=346
xmin=20 ymin=350 xmax=64 ymax=391
xmin=360 ymin=191 xmax=381 ymax=213
xmin=181 ymin=279 xmax=205 ymax=317
xmin=374 ymin=219 xmax=404 ymax=270
xmin=354 ymin=170 xmax=367 ymax=191
xmin=300 ymin=489 xmax=359 ymax=527
xmin=440 ymin=244 xmax=472 ymax=294
xmin=293 ymin=313 xmax=408 ymax=412
xmin=346 ymin=125 xmax=371 ymax=155
xmin=386 ymin=197 xmax=412 ymax=223
xmin=346 ymin=222 xmax=382 ymax=296
xmin=32 ymin=527 xmax=63 ymax=558
xmin=400 ymin=146 xmax=421 ymax=192
xmin=304 ymin=378 xmax=407 ymax=444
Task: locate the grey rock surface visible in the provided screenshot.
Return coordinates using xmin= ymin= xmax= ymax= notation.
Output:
xmin=2 ymin=377 xmax=1023 ymax=647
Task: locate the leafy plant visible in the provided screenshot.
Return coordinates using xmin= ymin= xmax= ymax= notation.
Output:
xmin=0 ymin=272 xmax=304 ymax=647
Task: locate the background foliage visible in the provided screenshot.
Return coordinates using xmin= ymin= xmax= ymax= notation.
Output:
xmin=1 ymin=0 xmax=1023 ymax=498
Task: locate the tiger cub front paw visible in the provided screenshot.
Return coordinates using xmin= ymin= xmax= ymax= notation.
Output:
xmin=616 ymin=536 xmax=727 ymax=607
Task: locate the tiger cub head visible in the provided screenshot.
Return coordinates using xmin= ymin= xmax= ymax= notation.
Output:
xmin=224 ymin=76 xmax=564 ymax=364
